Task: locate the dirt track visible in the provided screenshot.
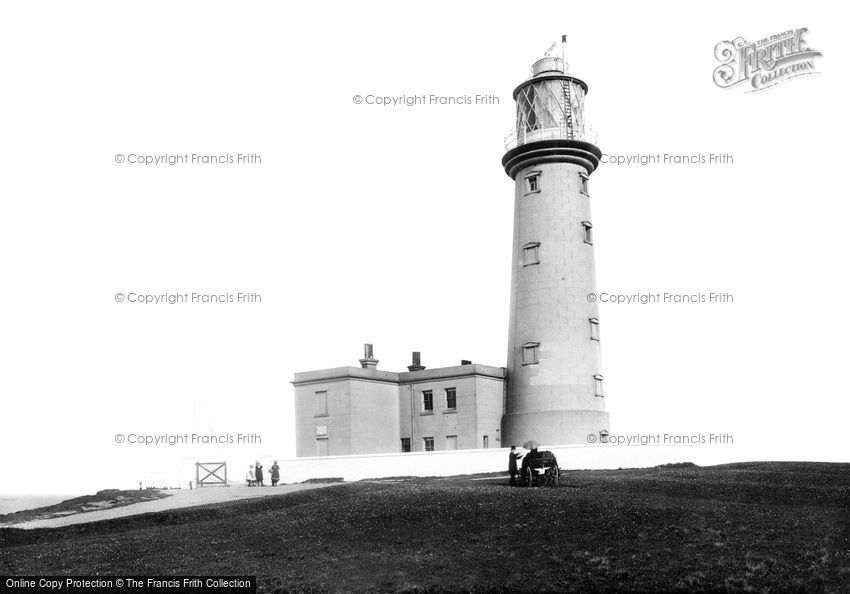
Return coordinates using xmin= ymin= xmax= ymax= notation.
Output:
xmin=6 ymin=483 xmax=342 ymax=529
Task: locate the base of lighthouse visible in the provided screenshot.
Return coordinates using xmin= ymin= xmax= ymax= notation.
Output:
xmin=502 ymin=409 xmax=610 ymax=448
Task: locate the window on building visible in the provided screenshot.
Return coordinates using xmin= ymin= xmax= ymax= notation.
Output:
xmin=582 ymin=221 xmax=593 ymax=245
xmin=401 ymin=438 xmax=411 ymax=453
xmin=445 ymin=435 xmax=458 ymax=450
xmin=445 ymin=387 xmax=457 ymax=409
xmin=523 ymin=242 xmax=540 ymax=266
xmin=424 ymin=437 xmax=434 ymax=452
xmin=315 ymin=390 xmax=327 ymax=416
xmin=483 ymin=435 xmax=489 ymax=449
xmin=589 ymin=317 xmax=600 ymax=341
xmin=422 ymin=390 xmax=433 ymax=412
xmin=525 ymin=171 xmax=541 ymax=194
xmin=594 ymin=374 xmax=604 ymax=397
xmin=579 ymin=173 xmax=589 ymax=195
xmin=522 ymin=342 xmax=540 ymax=365
xmin=316 ymin=438 xmax=328 ymax=456
xmin=315 ymin=425 xmax=328 ymax=437
xmin=599 ymin=430 xmax=610 ymax=443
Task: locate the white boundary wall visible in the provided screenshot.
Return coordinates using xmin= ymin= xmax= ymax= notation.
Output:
xmin=274 ymin=444 xmax=743 ymax=484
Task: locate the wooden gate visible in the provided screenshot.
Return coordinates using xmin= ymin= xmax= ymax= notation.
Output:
xmin=195 ymin=462 xmax=228 ymax=487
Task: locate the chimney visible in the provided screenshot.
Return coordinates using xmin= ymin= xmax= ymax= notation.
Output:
xmin=461 ymin=359 xmax=472 ymax=365
xmin=407 ymin=351 xmax=426 ymax=372
xmin=359 ymin=343 xmax=379 ymax=370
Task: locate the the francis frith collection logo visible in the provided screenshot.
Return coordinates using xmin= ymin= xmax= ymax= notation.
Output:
xmin=713 ymin=28 xmax=822 ymax=92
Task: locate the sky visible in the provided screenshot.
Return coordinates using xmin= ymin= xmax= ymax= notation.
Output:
xmin=0 ymin=1 xmax=847 ymax=495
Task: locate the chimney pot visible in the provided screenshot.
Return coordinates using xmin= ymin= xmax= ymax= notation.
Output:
xmin=407 ymin=351 xmax=426 ymax=372
xmin=359 ymin=343 xmax=379 ymax=370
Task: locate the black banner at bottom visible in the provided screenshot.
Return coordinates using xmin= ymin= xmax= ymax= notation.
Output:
xmin=1 ymin=577 xmax=256 ymax=594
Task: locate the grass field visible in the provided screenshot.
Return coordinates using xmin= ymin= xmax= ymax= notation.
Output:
xmin=1 ymin=462 xmax=848 ymax=592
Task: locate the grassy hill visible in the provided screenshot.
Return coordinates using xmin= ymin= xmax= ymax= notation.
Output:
xmin=2 ymin=462 xmax=848 ymax=592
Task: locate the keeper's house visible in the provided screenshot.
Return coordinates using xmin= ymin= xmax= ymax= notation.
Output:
xmin=293 ymin=344 xmax=506 ymax=457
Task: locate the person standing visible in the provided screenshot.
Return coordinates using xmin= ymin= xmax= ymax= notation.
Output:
xmin=508 ymin=446 xmax=522 ymax=485
xmin=255 ymin=461 xmax=265 ymax=487
xmin=270 ymin=461 xmax=280 ymax=486
xmin=246 ymin=465 xmax=256 ymax=487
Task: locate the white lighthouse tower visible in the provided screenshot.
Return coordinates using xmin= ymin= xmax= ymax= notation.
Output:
xmin=501 ymin=36 xmax=610 ymax=447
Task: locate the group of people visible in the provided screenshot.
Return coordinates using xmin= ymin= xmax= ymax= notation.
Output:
xmin=508 ymin=444 xmax=546 ymax=485
xmin=509 ymin=443 xmax=559 ymax=486
xmin=245 ymin=461 xmax=280 ymax=487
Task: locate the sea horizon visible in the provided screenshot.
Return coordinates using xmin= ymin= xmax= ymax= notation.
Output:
xmin=0 ymin=493 xmax=82 ymax=516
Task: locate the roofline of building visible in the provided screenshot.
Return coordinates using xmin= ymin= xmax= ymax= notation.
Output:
xmin=292 ymin=363 xmax=506 ymax=386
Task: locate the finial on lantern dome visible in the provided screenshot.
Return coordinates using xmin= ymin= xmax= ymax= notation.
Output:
xmin=534 ymin=35 xmax=569 ymax=76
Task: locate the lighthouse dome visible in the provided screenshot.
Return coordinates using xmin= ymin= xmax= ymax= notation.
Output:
xmin=532 ymin=56 xmax=567 ymax=76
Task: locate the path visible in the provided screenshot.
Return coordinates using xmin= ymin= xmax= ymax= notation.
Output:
xmin=6 ymin=483 xmax=342 ymax=530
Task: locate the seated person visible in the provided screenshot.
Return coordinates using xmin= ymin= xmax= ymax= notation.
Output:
xmin=520 ymin=447 xmax=542 ymax=474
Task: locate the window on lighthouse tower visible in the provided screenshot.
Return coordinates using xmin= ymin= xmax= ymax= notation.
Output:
xmin=524 ymin=170 xmax=541 ymax=194
xmin=523 ymin=242 xmax=540 ymax=266
xmin=579 ymin=173 xmax=589 ymax=195
xmin=522 ymin=342 xmax=540 ymax=365
xmin=594 ymin=374 xmax=605 ymax=397
xmin=589 ymin=318 xmax=600 ymax=341
xmin=582 ymin=221 xmax=593 ymax=245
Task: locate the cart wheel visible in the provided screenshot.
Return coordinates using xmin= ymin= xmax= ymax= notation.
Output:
xmin=525 ymin=467 xmax=534 ymax=487
xmin=549 ymin=465 xmax=559 ymax=486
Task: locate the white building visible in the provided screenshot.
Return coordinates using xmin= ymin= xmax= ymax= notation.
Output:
xmin=293 ymin=347 xmax=505 ymax=457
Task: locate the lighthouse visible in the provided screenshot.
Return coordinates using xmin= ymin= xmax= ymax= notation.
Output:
xmin=501 ymin=37 xmax=610 ymax=447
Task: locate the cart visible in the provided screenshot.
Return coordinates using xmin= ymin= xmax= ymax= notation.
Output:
xmin=521 ymin=450 xmax=559 ymax=487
